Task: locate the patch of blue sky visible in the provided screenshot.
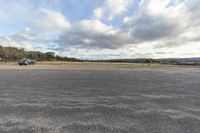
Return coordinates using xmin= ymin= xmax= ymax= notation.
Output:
xmin=59 ymin=0 xmax=103 ymax=22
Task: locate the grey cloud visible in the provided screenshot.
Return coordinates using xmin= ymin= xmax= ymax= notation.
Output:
xmin=56 ymin=21 xmax=133 ymax=49
xmin=57 ymin=32 xmax=129 ymax=49
xmin=185 ymin=0 xmax=200 ymax=27
xmin=186 ymin=0 xmax=200 ymax=14
xmin=56 ymin=1 xmax=191 ymax=50
xmin=122 ymin=0 xmax=200 ymax=49
xmin=124 ymin=12 xmax=184 ymax=42
xmin=2 ymin=0 xmax=200 ymax=59
xmin=56 ymin=10 xmax=186 ymax=50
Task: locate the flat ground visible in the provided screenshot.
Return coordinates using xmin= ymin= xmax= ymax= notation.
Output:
xmin=0 ymin=63 xmax=200 ymax=133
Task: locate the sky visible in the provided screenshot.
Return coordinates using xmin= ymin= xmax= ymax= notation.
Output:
xmin=0 ymin=0 xmax=200 ymax=59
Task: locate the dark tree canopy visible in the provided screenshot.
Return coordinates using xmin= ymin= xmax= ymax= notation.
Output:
xmin=0 ymin=45 xmax=79 ymax=62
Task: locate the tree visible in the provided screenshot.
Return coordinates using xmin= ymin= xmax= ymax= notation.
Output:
xmin=0 ymin=45 xmax=79 ymax=62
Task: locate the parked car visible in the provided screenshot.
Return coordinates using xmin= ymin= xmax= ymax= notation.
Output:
xmin=19 ymin=58 xmax=36 ymax=65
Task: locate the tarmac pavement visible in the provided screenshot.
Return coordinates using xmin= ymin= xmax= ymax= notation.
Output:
xmin=0 ymin=64 xmax=200 ymax=133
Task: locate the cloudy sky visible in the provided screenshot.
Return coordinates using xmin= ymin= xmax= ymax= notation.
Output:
xmin=0 ymin=0 xmax=200 ymax=59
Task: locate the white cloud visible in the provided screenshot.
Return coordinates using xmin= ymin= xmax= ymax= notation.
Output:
xmin=79 ymin=19 xmax=118 ymax=35
xmin=1 ymin=0 xmax=200 ymax=59
xmin=0 ymin=0 xmax=35 ymax=22
xmin=57 ymin=19 xmax=133 ymax=49
xmin=0 ymin=36 xmax=33 ymax=50
xmin=0 ymin=10 xmax=7 ymax=19
xmin=123 ymin=0 xmax=195 ymax=42
xmin=0 ymin=2 xmax=71 ymax=52
xmin=146 ymin=0 xmax=171 ymax=14
xmin=92 ymin=8 xmax=104 ymax=19
xmin=106 ymin=0 xmax=133 ymax=20
xmin=54 ymin=0 xmax=200 ymax=59
xmin=11 ymin=27 xmax=53 ymax=42
xmin=36 ymin=8 xmax=71 ymax=33
xmin=93 ymin=0 xmax=133 ymax=20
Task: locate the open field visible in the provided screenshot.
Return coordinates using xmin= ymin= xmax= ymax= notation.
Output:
xmin=0 ymin=63 xmax=200 ymax=133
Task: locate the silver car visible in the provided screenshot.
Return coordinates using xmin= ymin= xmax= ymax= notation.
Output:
xmin=19 ymin=58 xmax=36 ymax=65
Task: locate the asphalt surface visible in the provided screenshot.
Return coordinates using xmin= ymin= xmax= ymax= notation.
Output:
xmin=0 ymin=65 xmax=200 ymax=133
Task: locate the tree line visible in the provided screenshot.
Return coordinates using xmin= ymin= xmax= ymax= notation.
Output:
xmin=0 ymin=45 xmax=79 ymax=62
